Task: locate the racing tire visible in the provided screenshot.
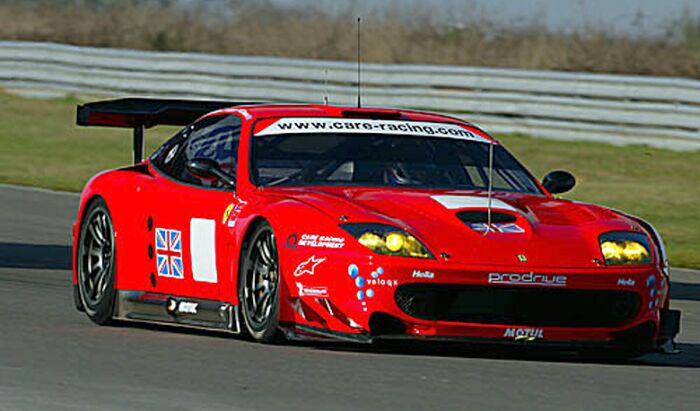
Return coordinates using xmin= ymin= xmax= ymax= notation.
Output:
xmin=239 ymin=222 xmax=283 ymax=343
xmin=76 ymin=198 xmax=117 ymax=325
xmin=73 ymin=283 xmax=85 ymax=312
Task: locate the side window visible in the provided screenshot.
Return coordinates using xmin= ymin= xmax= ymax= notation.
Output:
xmin=150 ymin=128 xmax=187 ymax=175
xmin=162 ymin=114 xmax=242 ymax=188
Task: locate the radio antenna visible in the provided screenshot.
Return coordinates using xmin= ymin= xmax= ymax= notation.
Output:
xmin=323 ymin=68 xmax=329 ymax=105
xmin=484 ymin=139 xmax=494 ymax=237
xmin=356 ymin=16 xmax=362 ymax=108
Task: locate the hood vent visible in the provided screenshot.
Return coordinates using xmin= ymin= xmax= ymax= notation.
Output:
xmin=456 ymin=211 xmax=516 ymax=224
xmin=456 ymin=210 xmax=524 ymax=233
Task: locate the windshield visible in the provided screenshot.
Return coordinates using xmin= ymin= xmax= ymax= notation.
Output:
xmin=252 ymin=133 xmax=542 ymax=194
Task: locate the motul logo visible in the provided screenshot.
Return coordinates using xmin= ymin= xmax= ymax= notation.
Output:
xmin=504 ymin=328 xmax=544 ymax=340
xmin=488 ymin=272 xmax=567 ymax=287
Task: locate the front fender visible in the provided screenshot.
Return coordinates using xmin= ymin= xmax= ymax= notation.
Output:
xmin=234 ymin=194 xmax=379 ymax=333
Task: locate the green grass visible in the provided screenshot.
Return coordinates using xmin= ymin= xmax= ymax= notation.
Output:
xmin=1 ymin=92 xmax=698 ymax=268
xmin=0 ymin=92 xmax=175 ymax=191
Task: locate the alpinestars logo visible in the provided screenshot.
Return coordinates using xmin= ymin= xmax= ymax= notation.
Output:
xmin=293 ymin=256 xmax=326 ymax=277
xmin=488 ymin=272 xmax=567 ymax=287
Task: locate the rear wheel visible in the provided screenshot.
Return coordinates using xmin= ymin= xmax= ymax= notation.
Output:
xmin=76 ymin=198 xmax=116 ymax=325
xmin=239 ymin=222 xmax=283 ymax=343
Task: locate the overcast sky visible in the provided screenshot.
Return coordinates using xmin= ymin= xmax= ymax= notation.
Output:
xmin=268 ymin=0 xmax=700 ymax=36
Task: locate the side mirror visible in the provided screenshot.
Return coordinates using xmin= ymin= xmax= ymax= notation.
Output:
xmin=186 ymin=158 xmax=235 ymax=187
xmin=542 ymin=170 xmax=576 ymax=195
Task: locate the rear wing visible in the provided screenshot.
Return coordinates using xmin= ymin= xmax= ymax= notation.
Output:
xmin=76 ymin=98 xmax=256 ymax=163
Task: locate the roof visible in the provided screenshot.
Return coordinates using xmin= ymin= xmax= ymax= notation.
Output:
xmin=215 ymin=104 xmax=472 ymax=125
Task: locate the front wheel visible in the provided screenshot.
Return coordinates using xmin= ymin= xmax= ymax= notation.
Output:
xmin=76 ymin=198 xmax=116 ymax=325
xmin=238 ymin=222 xmax=283 ymax=343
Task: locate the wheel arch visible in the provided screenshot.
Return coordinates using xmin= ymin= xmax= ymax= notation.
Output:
xmin=236 ymin=216 xmax=271 ymax=297
xmin=73 ymin=194 xmax=107 ymax=284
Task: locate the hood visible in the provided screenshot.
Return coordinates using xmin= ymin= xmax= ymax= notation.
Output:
xmin=268 ymin=186 xmax=645 ymax=268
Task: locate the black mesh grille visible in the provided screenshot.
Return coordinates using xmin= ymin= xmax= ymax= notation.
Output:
xmin=395 ymin=284 xmax=640 ymax=328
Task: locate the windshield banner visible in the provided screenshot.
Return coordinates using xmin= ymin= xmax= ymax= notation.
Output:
xmin=255 ymin=117 xmax=492 ymax=143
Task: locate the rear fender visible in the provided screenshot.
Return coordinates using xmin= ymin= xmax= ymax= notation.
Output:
xmin=73 ymin=166 xmax=154 ymax=289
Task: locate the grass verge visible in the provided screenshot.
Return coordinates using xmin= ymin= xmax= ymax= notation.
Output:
xmin=0 ymin=92 xmax=698 ymax=268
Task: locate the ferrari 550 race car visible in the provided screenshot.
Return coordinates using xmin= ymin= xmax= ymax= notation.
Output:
xmin=72 ymin=98 xmax=680 ymax=356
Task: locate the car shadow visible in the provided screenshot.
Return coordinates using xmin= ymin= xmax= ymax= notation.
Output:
xmin=307 ymin=339 xmax=700 ymax=368
xmin=314 ymin=341 xmax=700 ymax=368
xmin=106 ymin=318 xmax=700 ymax=368
xmin=0 ymin=242 xmax=71 ymax=270
xmin=670 ymin=281 xmax=700 ymax=302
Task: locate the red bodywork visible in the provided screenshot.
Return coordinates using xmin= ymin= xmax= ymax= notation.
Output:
xmin=72 ymin=104 xmax=673 ymax=347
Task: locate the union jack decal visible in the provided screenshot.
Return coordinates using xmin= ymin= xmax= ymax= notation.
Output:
xmin=155 ymin=228 xmax=184 ymax=279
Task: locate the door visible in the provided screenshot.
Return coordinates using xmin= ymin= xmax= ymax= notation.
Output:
xmin=145 ymin=113 xmax=243 ymax=302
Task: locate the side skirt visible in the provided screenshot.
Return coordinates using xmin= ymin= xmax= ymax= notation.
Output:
xmin=115 ymin=290 xmax=241 ymax=334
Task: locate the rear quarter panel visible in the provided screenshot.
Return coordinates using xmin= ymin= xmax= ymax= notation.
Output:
xmin=72 ymin=166 xmax=154 ymax=291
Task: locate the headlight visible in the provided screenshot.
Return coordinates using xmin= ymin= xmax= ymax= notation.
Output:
xmin=599 ymin=231 xmax=652 ymax=265
xmin=341 ymin=223 xmax=433 ymax=259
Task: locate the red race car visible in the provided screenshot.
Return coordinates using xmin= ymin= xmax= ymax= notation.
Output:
xmin=72 ymin=98 xmax=680 ymax=356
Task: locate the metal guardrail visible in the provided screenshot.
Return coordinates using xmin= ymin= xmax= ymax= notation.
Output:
xmin=1 ymin=41 xmax=699 ymax=150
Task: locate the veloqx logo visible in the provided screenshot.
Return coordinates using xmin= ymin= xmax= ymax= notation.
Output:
xmin=488 ymin=272 xmax=567 ymax=287
xmin=504 ymin=328 xmax=544 ymax=341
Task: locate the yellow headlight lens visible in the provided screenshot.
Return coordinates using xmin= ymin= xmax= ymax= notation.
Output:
xmin=358 ymin=232 xmax=384 ymax=250
xmin=342 ymin=224 xmax=433 ymax=259
xmin=622 ymin=241 xmax=649 ymax=262
xmin=601 ymin=241 xmax=624 ymax=262
xmin=385 ymin=232 xmax=405 ymax=252
xmin=600 ymin=235 xmax=651 ymax=265
xmin=404 ymin=235 xmax=429 ymax=258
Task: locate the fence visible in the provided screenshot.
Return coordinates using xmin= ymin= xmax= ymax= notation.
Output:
xmin=1 ymin=41 xmax=699 ymax=151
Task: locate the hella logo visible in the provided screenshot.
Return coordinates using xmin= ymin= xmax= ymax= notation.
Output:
xmin=412 ymin=270 xmax=435 ymax=279
xmin=488 ymin=272 xmax=567 ymax=287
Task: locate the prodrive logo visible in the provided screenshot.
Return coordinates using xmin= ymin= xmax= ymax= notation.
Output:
xmin=488 ymin=272 xmax=567 ymax=287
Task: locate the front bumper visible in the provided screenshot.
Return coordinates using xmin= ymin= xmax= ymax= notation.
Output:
xmin=284 ymin=257 xmax=678 ymax=349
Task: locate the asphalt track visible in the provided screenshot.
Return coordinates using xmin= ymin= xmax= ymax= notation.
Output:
xmin=1 ymin=184 xmax=699 ymax=411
